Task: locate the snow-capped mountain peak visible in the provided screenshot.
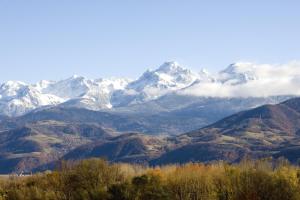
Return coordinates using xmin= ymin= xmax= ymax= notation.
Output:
xmin=218 ymin=62 xmax=258 ymax=85
xmin=0 ymin=61 xmax=227 ymax=116
xmin=222 ymin=62 xmax=255 ymax=74
xmin=156 ymin=61 xmax=184 ymax=73
xmin=1 ymin=61 xmax=299 ymax=116
xmin=0 ymin=81 xmax=27 ymax=99
xmin=126 ymin=62 xmax=199 ymax=100
xmin=43 ymin=75 xmax=90 ymax=99
xmin=108 ymin=62 xmax=203 ymax=105
xmin=0 ymin=75 xmax=133 ymax=116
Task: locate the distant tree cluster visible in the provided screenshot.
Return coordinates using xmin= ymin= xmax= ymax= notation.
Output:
xmin=0 ymin=158 xmax=300 ymax=200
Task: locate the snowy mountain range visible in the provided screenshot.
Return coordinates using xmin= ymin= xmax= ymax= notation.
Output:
xmin=1 ymin=61 xmax=300 ymax=116
xmin=1 ymin=61 xmax=300 ymax=173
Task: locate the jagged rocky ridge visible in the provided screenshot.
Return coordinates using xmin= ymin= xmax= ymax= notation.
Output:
xmin=2 ymin=61 xmax=300 ymax=117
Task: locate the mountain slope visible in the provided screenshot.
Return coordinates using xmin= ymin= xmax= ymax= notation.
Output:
xmin=152 ymin=97 xmax=300 ymax=165
xmin=63 ymin=133 xmax=169 ymax=164
xmin=0 ymin=94 xmax=288 ymax=136
xmin=193 ymin=97 xmax=300 ymax=136
xmin=2 ymin=98 xmax=300 ymax=172
xmin=111 ymin=94 xmax=291 ymax=134
xmin=0 ymin=107 xmax=151 ymax=134
xmin=0 ymin=121 xmax=115 ymax=174
xmin=58 ymin=97 xmax=300 ymax=167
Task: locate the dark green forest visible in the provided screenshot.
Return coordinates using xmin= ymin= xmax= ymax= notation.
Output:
xmin=0 ymin=158 xmax=300 ymax=200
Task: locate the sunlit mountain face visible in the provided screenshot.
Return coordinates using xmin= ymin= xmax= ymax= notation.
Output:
xmin=1 ymin=61 xmax=300 ymax=117
xmin=1 ymin=61 xmax=300 ymax=173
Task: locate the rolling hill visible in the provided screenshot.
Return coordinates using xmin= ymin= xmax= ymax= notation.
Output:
xmin=2 ymin=97 xmax=300 ymax=173
xmin=152 ymin=97 xmax=300 ymax=164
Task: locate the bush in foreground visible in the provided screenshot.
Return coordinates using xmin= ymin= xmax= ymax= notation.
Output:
xmin=0 ymin=158 xmax=300 ymax=200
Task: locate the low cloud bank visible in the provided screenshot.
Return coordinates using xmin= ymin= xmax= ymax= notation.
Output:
xmin=179 ymin=61 xmax=300 ymax=97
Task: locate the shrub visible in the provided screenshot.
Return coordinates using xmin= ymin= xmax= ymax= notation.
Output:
xmin=1 ymin=158 xmax=300 ymax=200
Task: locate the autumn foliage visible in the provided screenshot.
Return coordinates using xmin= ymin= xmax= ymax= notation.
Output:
xmin=1 ymin=158 xmax=300 ymax=200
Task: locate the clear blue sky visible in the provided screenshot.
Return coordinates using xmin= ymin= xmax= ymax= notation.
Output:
xmin=0 ymin=0 xmax=299 ymax=83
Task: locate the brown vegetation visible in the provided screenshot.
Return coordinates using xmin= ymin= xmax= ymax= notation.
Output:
xmin=0 ymin=158 xmax=300 ymax=200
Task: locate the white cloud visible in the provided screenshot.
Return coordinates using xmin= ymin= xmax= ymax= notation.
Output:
xmin=179 ymin=61 xmax=300 ymax=97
